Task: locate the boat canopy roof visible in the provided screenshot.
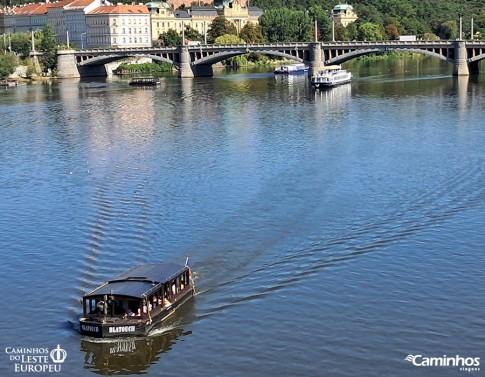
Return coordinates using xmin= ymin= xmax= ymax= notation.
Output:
xmin=321 ymin=65 xmax=342 ymax=70
xmin=85 ymin=263 xmax=188 ymax=299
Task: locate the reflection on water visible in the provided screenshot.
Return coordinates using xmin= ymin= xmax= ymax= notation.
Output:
xmin=81 ymin=328 xmax=186 ymax=375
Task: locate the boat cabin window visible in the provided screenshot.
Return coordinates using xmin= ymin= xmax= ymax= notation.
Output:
xmin=84 ymin=297 xmax=141 ymax=317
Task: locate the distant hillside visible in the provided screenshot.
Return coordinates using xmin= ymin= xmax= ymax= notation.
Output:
xmin=250 ymin=0 xmax=485 ymax=38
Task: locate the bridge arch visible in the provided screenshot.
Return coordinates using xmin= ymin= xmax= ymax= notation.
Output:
xmin=78 ymin=53 xmax=175 ymax=66
xmin=324 ymin=47 xmax=453 ymax=66
xmin=192 ymin=49 xmax=306 ymax=66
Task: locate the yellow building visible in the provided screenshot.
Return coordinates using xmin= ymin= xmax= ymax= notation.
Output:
xmin=147 ymin=0 xmax=262 ymax=43
xmin=332 ymin=4 xmax=357 ymax=27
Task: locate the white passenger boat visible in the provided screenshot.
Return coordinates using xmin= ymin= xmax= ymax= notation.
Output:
xmin=274 ymin=63 xmax=308 ymax=74
xmin=311 ymin=65 xmax=353 ymax=88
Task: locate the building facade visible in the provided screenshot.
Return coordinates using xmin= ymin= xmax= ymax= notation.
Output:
xmin=87 ymin=4 xmax=151 ymax=49
xmin=148 ymin=0 xmax=262 ymax=43
xmin=332 ymin=4 xmax=358 ymax=27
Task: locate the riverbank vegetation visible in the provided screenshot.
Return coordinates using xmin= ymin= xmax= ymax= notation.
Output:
xmin=114 ymin=61 xmax=173 ymax=74
xmin=0 ymin=24 xmax=58 ymax=79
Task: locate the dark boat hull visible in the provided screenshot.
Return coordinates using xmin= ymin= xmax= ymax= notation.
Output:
xmin=80 ymin=289 xmax=193 ymax=338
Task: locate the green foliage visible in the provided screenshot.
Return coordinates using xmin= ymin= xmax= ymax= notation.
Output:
xmin=0 ymin=53 xmax=17 ymax=79
xmin=308 ymin=5 xmax=333 ymax=41
xmin=436 ymin=20 xmax=458 ymax=39
xmin=214 ymin=34 xmax=247 ymax=66
xmin=207 ymin=16 xmax=238 ymax=43
xmin=184 ymin=25 xmax=203 ymax=43
xmin=159 ymin=29 xmax=182 ymax=46
xmin=116 ymin=61 xmax=173 ymax=73
xmin=259 ymin=8 xmax=313 ymax=42
xmin=214 ymin=34 xmax=245 ymax=44
xmin=10 ymin=33 xmax=31 ymax=57
xmin=358 ymin=22 xmax=385 ymax=41
xmin=39 ymin=24 xmax=57 ymax=70
xmin=239 ymin=22 xmax=264 ymax=43
xmin=252 ymin=0 xmax=483 ymax=41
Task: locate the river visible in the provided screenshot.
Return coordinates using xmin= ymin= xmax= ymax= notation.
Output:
xmin=0 ymin=56 xmax=484 ymax=377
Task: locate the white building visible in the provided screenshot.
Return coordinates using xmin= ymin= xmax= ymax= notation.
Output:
xmin=4 ymin=2 xmax=51 ymax=34
xmin=86 ymin=4 xmax=151 ymax=48
xmin=64 ymin=0 xmax=102 ymax=48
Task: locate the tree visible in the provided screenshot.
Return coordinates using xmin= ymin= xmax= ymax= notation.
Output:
xmin=357 ymin=22 xmax=384 ymax=41
xmin=259 ymin=8 xmax=313 ymax=42
xmin=308 ymin=5 xmax=333 ymax=42
xmin=10 ymin=33 xmax=31 ymax=57
xmin=384 ymin=22 xmax=400 ymax=39
xmin=334 ymin=24 xmax=350 ymax=41
xmin=39 ymin=24 xmax=57 ymax=70
xmin=214 ymin=34 xmax=245 ymax=44
xmin=159 ymin=29 xmax=182 ymax=46
xmin=214 ymin=34 xmax=247 ymax=66
xmin=207 ymin=16 xmax=237 ymax=43
xmin=436 ymin=20 xmax=458 ymax=39
xmin=423 ymin=32 xmax=439 ymax=40
xmin=184 ymin=25 xmax=203 ymax=43
xmin=0 ymin=53 xmax=17 ymax=79
xmin=239 ymin=22 xmax=264 ymax=43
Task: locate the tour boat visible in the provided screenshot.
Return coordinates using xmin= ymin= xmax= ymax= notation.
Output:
xmin=311 ymin=65 xmax=353 ymax=88
xmin=128 ymin=77 xmax=161 ymax=86
xmin=79 ymin=260 xmax=195 ymax=338
xmin=274 ymin=63 xmax=308 ymax=74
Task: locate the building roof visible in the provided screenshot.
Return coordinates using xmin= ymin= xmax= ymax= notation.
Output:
xmin=333 ymin=4 xmax=354 ymax=11
xmin=189 ymin=6 xmax=218 ymax=17
xmin=11 ymin=3 xmax=44 ymax=15
xmin=67 ymin=0 xmax=98 ymax=8
xmin=174 ymin=9 xmax=190 ymax=18
xmin=88 ymin=4 xmax=149 ymax=15
xmin=248 ymin=6 xmax=263 ymax=17
xmin=44 ymin=0 xmax=77 ymax=10
xmin=86 ymin=263 xmax=188 ymax=299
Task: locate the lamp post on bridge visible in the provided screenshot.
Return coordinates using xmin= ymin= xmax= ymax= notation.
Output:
xmin=459 ymin=14 xmax=463 ymax=40
xmin=81 ymin=32 xmax=87 ymax=49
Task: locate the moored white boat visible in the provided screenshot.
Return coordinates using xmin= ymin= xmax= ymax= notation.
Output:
xmin=274 ymin=63 xmax=308 ymax=74
xmin=311 ymin=65 xmax=353 ymax=88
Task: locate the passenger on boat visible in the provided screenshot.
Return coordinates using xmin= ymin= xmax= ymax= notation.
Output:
xmin=126 ymin=308 xmax=135 ymax=317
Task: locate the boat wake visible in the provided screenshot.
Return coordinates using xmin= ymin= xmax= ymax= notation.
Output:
xmin=192 ymin=159 xmax=484 ymax=319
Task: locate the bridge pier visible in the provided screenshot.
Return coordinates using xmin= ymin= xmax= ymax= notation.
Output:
xmin=308 ymin=42 xmax=323 ymax=77
xmin=178 ymin=46 xmax=194 ymax=78
xmin=57 ymin=50 xmax=81 ymax=79
xmin=453 ymin=41 xmax=469 ymax=76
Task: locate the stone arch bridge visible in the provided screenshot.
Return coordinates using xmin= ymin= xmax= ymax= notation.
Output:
xmin=57 ymin=40 xmax=485 ymax=79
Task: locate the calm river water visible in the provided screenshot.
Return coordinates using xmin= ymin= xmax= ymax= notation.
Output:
xmin=1 ymin=57 xmax=484 ymax=377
